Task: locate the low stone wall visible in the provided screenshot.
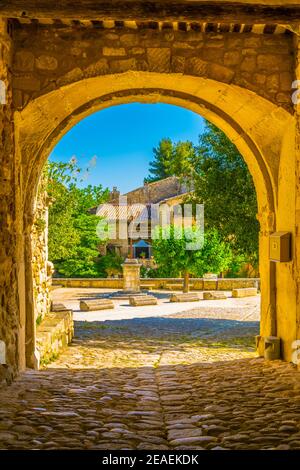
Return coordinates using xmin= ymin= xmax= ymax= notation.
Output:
xmin=52 ymin=278 xmax=123 ymax=289
xmin=52 ymin=277 xmax=260 ymax=291
xmin=36 ymin=310 xmax=74 ymax=366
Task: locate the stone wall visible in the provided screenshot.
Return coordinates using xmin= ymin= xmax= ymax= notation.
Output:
xmin=11 ymin=23 xmax=294 ymax=112
xmin=52 ymin=277 xmax=260 ymax=291
xmin=0 ymin=19 xmax=20 ymax=385
xmin=0 ymin=12 xmax=298 ymax=374
xmin=121 ymin=176 xmax=189 ymax=205
xmin=31 ymin=177 xmax=52 ymax=324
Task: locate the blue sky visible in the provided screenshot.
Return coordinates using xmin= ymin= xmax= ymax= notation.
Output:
xmin=50 ymin=103 xmax=205 ymax=193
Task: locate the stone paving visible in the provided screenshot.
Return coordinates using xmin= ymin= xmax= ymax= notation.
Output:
xmin=0 ymin=294 xmax=300 ymax=450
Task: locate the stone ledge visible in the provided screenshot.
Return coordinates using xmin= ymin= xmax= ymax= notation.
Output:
xmin=36 ymin=310 xmax=74 ymax=366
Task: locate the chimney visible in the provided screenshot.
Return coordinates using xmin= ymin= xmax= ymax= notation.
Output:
xmin=109 ymin=186 xmax=120 ymax=201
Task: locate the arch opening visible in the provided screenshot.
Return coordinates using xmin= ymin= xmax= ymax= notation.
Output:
xmin=15 ymin=71 xmax=294 ymax=368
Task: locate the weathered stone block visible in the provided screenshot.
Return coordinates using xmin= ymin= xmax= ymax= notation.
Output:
xmin=0 ymin=364 xmax=13 ymax=387
xmin=122 ymin=258 xmax=142 ymax=292
xmin=80 ymin=299 xmax=115 ymax=311
xmin=36 ymin=55 xmax=58 ymax=71
xmin=204 ymin=48 xmax=224 ymax=62
xmin=85 ymin=59 xmax=109 ymax=76
xmin=232 ymin=288 xmax=257 ymax=298
xmin=103 ymin=47 xmax=126 ymax=56
xmin=14 ymin=51 xmax=35 ymax=72
xmin=170 ymin=293 xmax=200 ymax=302
xmin=224 ymin=50 xmax=240 ymax=67
xmin=131 ymin=47 xmax=145 ymax=55
xmin=257 ymin=54 xmax=287 ymax=72
xmin=171 ymin=55 xmax=185 ymax=73
xmin=57 ymin=67 xmax=83 ymax=86
xmin=253 ymin=73 xmax=266 ymax=85
xmin=266 ymin=74 xmax=280 ymax=93
xmin=208 ymin=63 xmax=234 ymax=83
xmin=276 ymin=92 xmax=290 ymax=104
xmin=147 ymin=48 xmax=171 ymax=72
xmin=280 ymin=72 xmax=293 ymax=92
xmin=203 ymin=291 xmax=227 ymax=300
xmin=129 ymin=295 xmax=157 ymax=306
xmin=105 ymin=33 xmax=119 ymax=41
xmin=120 ymin=34 xmax=139 ymax=47
xmin=110 ymin=58 xmax=136 ymax=73
xmin=173 ymin=41 xmax=194 ymax=50
xmin=51 ymin=302 xmax=68 ymax=312
xmin=244 ymin=37 xmax=262 ymax=48
xmin=36 ymin=311 xmax=74 ymax=365
xmin=226 ymin=37 xmax=243 ymax=49
xmin=241 ymin=56 xmax=256 ymax=73
xmin=12 ymin=76 xmax=40 ymax=92
xmin=185 ymin=57 xmax=207 ymax=76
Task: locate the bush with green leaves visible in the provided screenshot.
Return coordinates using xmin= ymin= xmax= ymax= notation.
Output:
xmin=47 ymin=160 xmax=109 ymax=278
xmin=97 ymin=252 xmax=123 ymax=277
xmin=145 ymin=122 xmax=259 ymax=271
xmin=152 ymin=225 xmax=232 ymax=291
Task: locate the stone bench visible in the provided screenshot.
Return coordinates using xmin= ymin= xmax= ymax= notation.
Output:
xmin=170 ymin=293 xmax=200 ymax=302
xmin=51 ymin=302 xmax=68 ymax=312
xmin=203 ymin=291 xmax=227 ymax=300
xmin=232 ymin=287 xmax=257 ymax=298
xmin=79 ymin=299 xmax=114 ymax=311
xmin=129 ymin=295 xmax=158 ymax=306
xmin=141 ymin=284 xmax=156 ymax=290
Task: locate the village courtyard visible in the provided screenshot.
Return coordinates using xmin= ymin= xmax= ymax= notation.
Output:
xmin=0 ymin=288 xmax=300 ymax=451
xmin=2 ymin=0 xmax=300 ymax=458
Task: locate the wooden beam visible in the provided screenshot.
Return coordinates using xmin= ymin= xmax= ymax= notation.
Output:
xmin=0 ymin=1 xmax=299 ymax=25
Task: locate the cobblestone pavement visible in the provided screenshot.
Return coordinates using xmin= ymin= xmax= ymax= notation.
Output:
xmin=0 ymin=302 xmax=300 ymax=450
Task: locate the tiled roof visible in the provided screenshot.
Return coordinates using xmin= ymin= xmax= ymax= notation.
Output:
xmin=96 ymin=203 xmax=156 ymax=222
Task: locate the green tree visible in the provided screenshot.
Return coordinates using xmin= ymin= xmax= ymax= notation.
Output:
xmin=98 ymin=251 xmax=123 ymax=277
xmin=145 ymin=138 xmax=196 ymax=183
xmin=152 ymin=225 xmax=232 ymax=292
xmin=192 ymin=121 xmax=259 ymax=268
xmin=46 ymin=160 xmax=109 ymax=277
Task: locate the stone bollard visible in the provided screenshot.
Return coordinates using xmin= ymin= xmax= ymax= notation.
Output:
xmin=264 ymin=336 xmax=281 ymax=360
xmin=122 ymin=258 xmax=142 ymax=293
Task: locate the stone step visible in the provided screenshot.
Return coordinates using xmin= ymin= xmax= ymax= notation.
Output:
xmin=203 ymin=291 xmax=227 ymax=300
xmin=129 ymin=295 xmax=158 ymax=306
xmin=36 ymin=311 xmax=74 ymax=366
xmin=170 ymin=293 xmax=200 ymax=302
xmin=232 ymin=287 xmax=258 ymax=298
xmin=79 ymin=299 xmax=115 ymax=311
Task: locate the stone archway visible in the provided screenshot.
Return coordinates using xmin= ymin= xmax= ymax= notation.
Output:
xmin=13 ymin=71 xmax=295 ymax=368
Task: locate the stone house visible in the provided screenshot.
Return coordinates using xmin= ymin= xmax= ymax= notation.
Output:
xmin=94 ymin=176 xmax=192 ymax=263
